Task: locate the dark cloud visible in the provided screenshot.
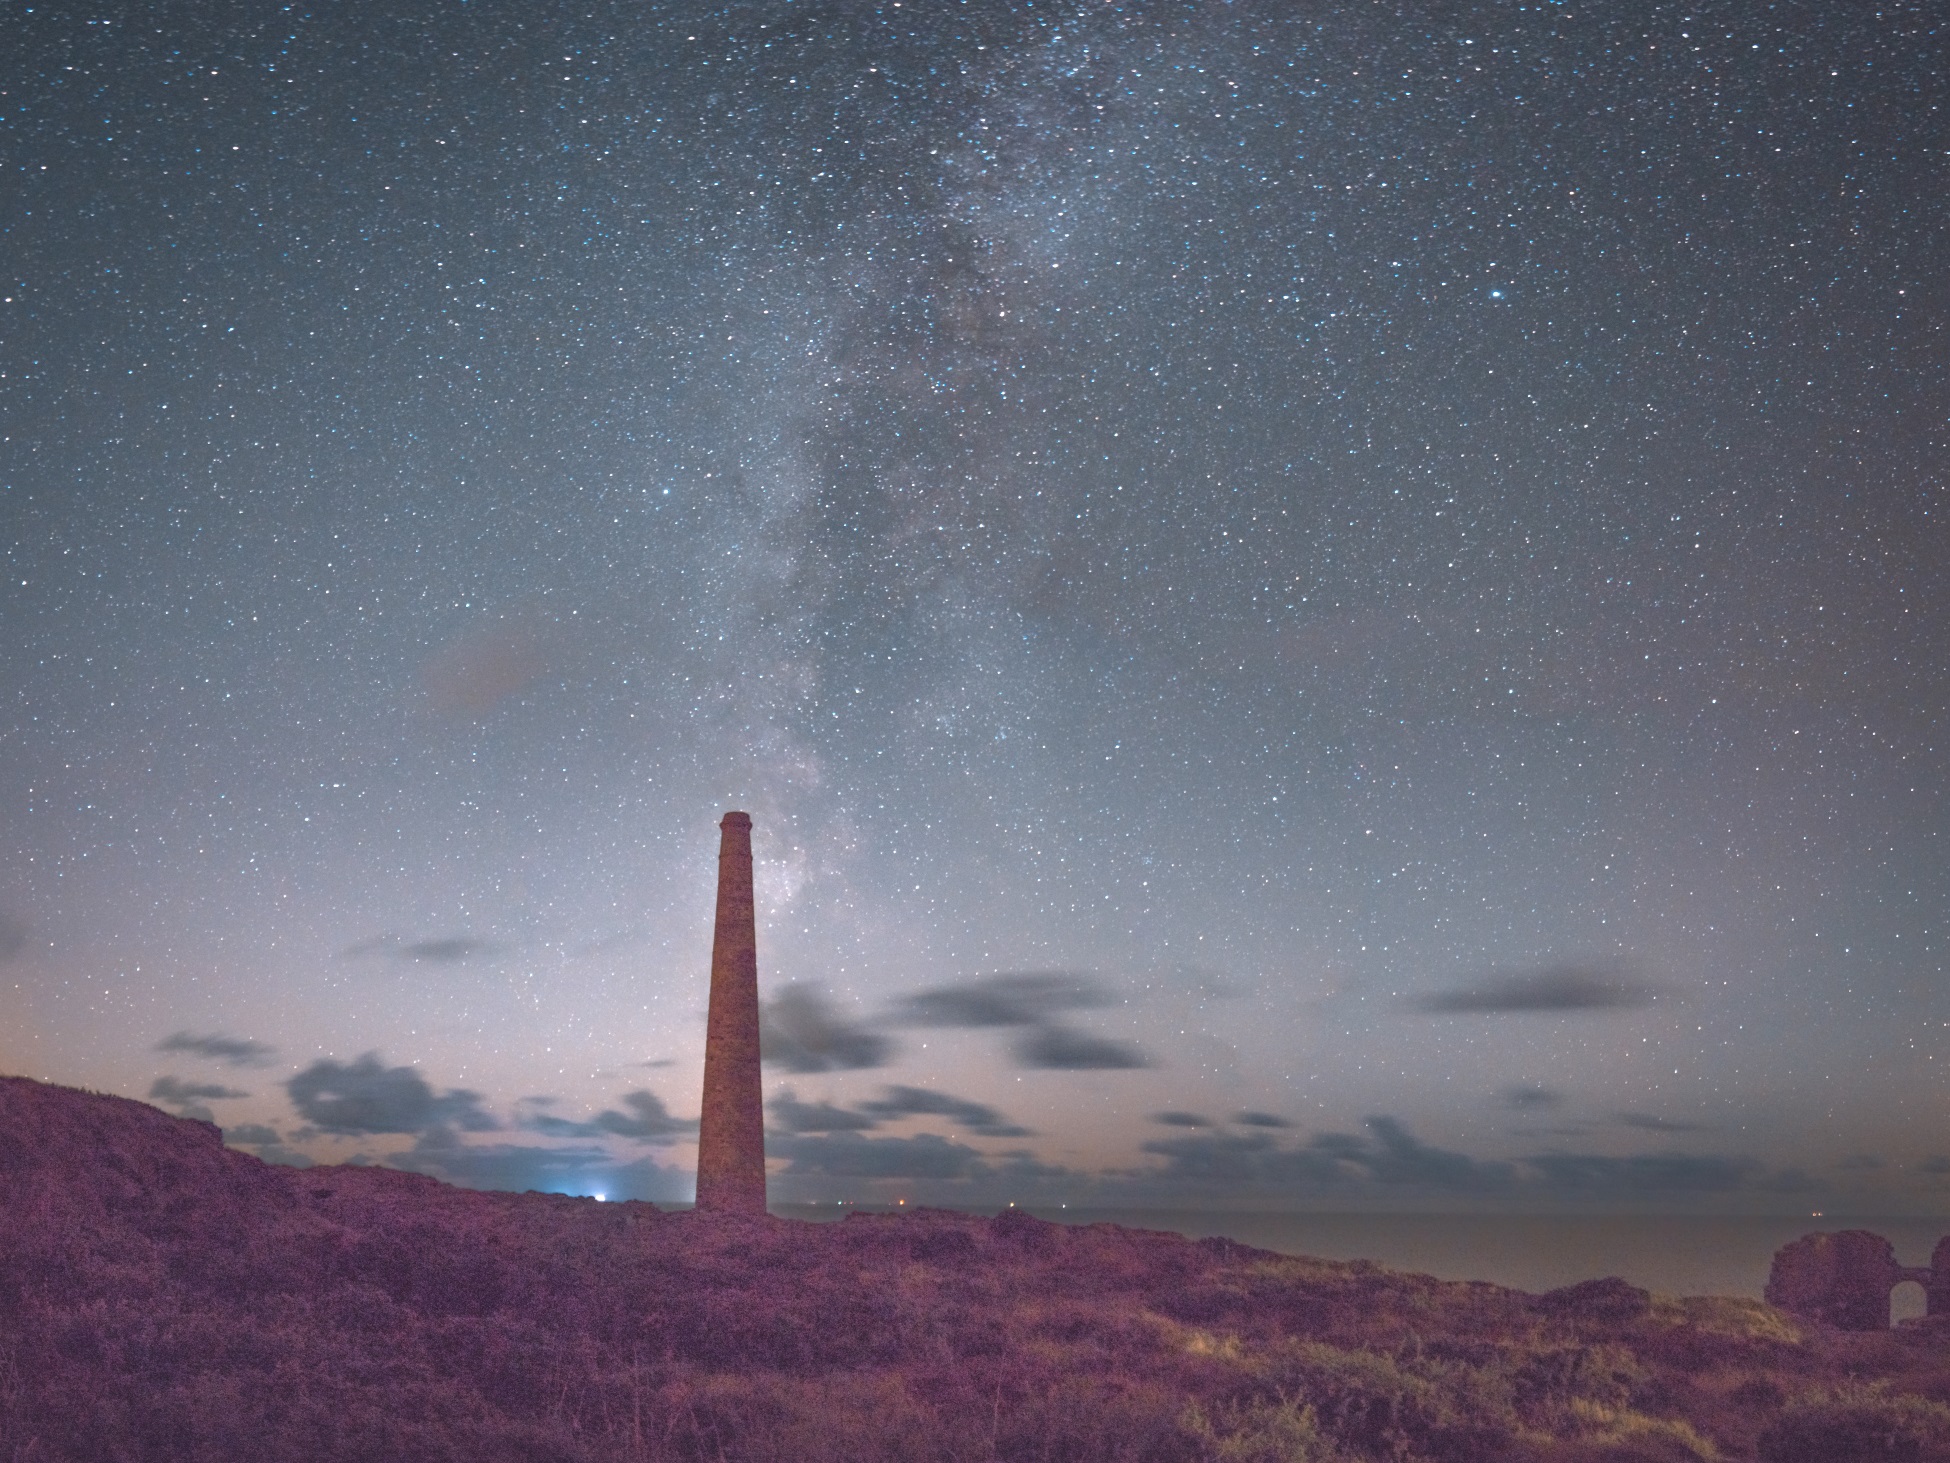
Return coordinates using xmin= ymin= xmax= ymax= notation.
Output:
xmin=150 ymin=1075 xmax=249 ymax=1104
xmin=770 ymin=1131 xmax=986 ymax=1180
xmin=1510 ymin=1123 xmax=1599 ymax=1140
xmin=522 ymin=1091 xmax=696 ymax=1144
xmin=156 ymin=1031 xmax=278 ymax=1067
xmin=395 ymin=1127 xmax=687 ymax=1200
xmin=857 ymin=1085 xmax=1032 ymax=1137
xmin=220 ymin=1122 xmax=316 ymax=1167
xmin=401 ymin=937 xmax=500 ymax=964
xmin=148 ymin=1075 xmax=250 ymax=1121
xmin=1141 ymin=1130 xmax=1337 ymax=1187
xmin=334 ymin=935 xmax=503 ymax=964
xmin=887 ymin=971 xmax=1109 ymax=1028
xmin=1233 ymin=1111 xmax=1293 ymax=1129
xmin=1414 ymin=964 xmax=1653 ymax=1014
xmin=0 ymin=909 xmax=28 ymax=962
xmin=1501 ymin=1084 xmax=1565 ymax=1109
xmin=1152 ymin=1110 xmax=1213 ymax=1128
xmin=220 ymin=1123 xmax=313 ymax=1168
xmin=286 ymin=1053 xmax=498 ymax=1135
xmin=1835 ymin=1153 xmax=1885 ymax=1171
xmin=1615 ymin=1111 xmax=1704 ymax=1133
xmin=1139 ymin=1117 xmax=1515 ymax=1194
xmin=1917 ymin=1156 xmax=1950 ymax=1176
xmin=878 ymin=973 xmax=1146 ymax=1070
xmin=1361 ymin=1116 xmax=1518 ymax=1192
xmin=1526 ymin=1150 xmax=1760 ymax=1195
xmin=1012 ymin=1023 xmax=1150 ymax=1070
xmin=759 ymin=984 xmax=892 ymax=1072
xmin=987 ymin=1150 xmax=1076 ymax=1183
xmin=770 ymin=1091 xmax=881 ymax=1134
xmin=1136 ymin=1118 xmax=1786 ymax=1200
xmin=768 ymin=1085 xmax=1032 ymax=1137
xmin=593 ymin=1091 xmax=696 ymax=1141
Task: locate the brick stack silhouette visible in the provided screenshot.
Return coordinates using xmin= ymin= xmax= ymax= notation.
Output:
xmin=694 ymin=810 xmax=767 ymax=1214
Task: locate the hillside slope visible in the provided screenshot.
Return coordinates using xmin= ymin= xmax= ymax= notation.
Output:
xmin=0 ymin=1076 xmax=1945 ymax=1461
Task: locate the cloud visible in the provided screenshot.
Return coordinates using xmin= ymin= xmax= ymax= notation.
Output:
xmin=759 ymin=985 xmax=892 ymax=1072
xmin=770 ymin=1131 xmax=986 ymax=1180
xmin=334 ymin=935 xmax=504 ymax=965
xmin=221 ymin=1123 xmax=284 ymax=1146
xmin=1141 ymin=1130 xmax=1339 ymax=1187
xmin=150 ymin=1075 xmax=249 ymax=1104
xmin=522 ymin=1091 xmax=696 ymax=1144
xmin=220 ymin=1123 xmax=314 ymax=1168
xmin=1233 ymin=1111 xmax=1293 ymax=1128
xmin=1012 ymin=1023 xmax=1150 ymax=1070
xmin=1127 ymin=1113 xmax=1789 ymax=1204
xmin=1615 ymin=1111 xmax=1703 ymax=1133
xmin=1835 ymin=1153 xmax=1885 ymax=1171
xmin=1414 ymin=964 xmax=1652 ymax=1014
xmin=148 ymin=1075 xmax=251 ymax=1121
xmin=156 ymin=1031 xmax=279 ymax=1068
xmin=771 ymin=1091 xmax=881 ymax=1134
xmin=1501 ymin=1084 xmax=1565 ymax=1109
xmin=395 ymin=1127 xmax=688 ymax=1200
xmin=887 ymin=971 xmax=1109 ymax=1028
xmin=0 ymin=909 xmax=28 ymax=962
xmin=768 ymin=1086 xmax=1032 ymax=1138
xmin=286 ymin=1053 xmax=498 ymax=1135
xmin=593 ymin=1091 xmax=696 ymax=1141
xmin=1138 ymin=1117 xmax=1515 ymax=1194
xmin=1361 ymin=1116 xmax=1518 ymax=1192
xmin=881 ymin=974 xmax=1145 ymax=1070
xmin=1526 ymin=1150 xmax=1760 ymax=1196
xmin=400 ymin=937 xmax=501 ymax=964
xmin=1152 ymin=1111 xmax=1213 ymax=1128
xmin=857 ymin=1085 xmax=1032 ymax=1137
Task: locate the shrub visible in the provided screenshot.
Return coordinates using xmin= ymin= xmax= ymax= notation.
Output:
xmin=1756 ymin=1382 xmax=1950 ymax=1463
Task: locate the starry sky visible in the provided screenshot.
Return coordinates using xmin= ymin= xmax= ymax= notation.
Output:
xmin=3 ymin=0 xmax=1945 ymax=1213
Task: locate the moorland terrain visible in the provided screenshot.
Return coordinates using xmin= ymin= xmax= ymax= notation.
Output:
xmin=0 ymin=1076 xmax=1946 ymax=1461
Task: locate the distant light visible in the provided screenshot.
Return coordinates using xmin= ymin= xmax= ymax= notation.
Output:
xmin=594 ymin=1193 xmax=606 ymax=1202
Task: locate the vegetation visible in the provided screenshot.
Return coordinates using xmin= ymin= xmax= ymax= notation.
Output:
xmin=1 ymin=1078 xmax=1947 ymax=1461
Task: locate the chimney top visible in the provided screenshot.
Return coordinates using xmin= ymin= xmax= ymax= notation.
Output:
xmin=720 ymin=810 xmax=752 ymax=829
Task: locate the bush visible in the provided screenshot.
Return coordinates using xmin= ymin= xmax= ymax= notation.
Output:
xmin=1757 ymin=1382 xmax=1950 ymax=1463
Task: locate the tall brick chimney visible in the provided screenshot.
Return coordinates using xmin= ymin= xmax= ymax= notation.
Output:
xmin=694 ymin=810 xmax=767 ymax=1214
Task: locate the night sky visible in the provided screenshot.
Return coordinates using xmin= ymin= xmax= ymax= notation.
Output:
xmin=4 ymin=0 xmax=1945 ymax=1213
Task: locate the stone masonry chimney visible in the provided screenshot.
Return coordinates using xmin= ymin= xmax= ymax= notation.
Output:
xmin=694 ymin=811 xmax=767 ymax=1214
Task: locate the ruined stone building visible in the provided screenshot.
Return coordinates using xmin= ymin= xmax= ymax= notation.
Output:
xmin=1766 ymin=1230 xmax=1950 ymax=1330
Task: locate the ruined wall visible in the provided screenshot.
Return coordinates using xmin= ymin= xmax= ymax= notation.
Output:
xmin=1765 ymin=1230 xmax=1936 ymax=1331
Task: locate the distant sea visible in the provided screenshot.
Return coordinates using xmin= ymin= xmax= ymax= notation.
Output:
xmin=776 ymin=1206 xmax=1950 ymax=1304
